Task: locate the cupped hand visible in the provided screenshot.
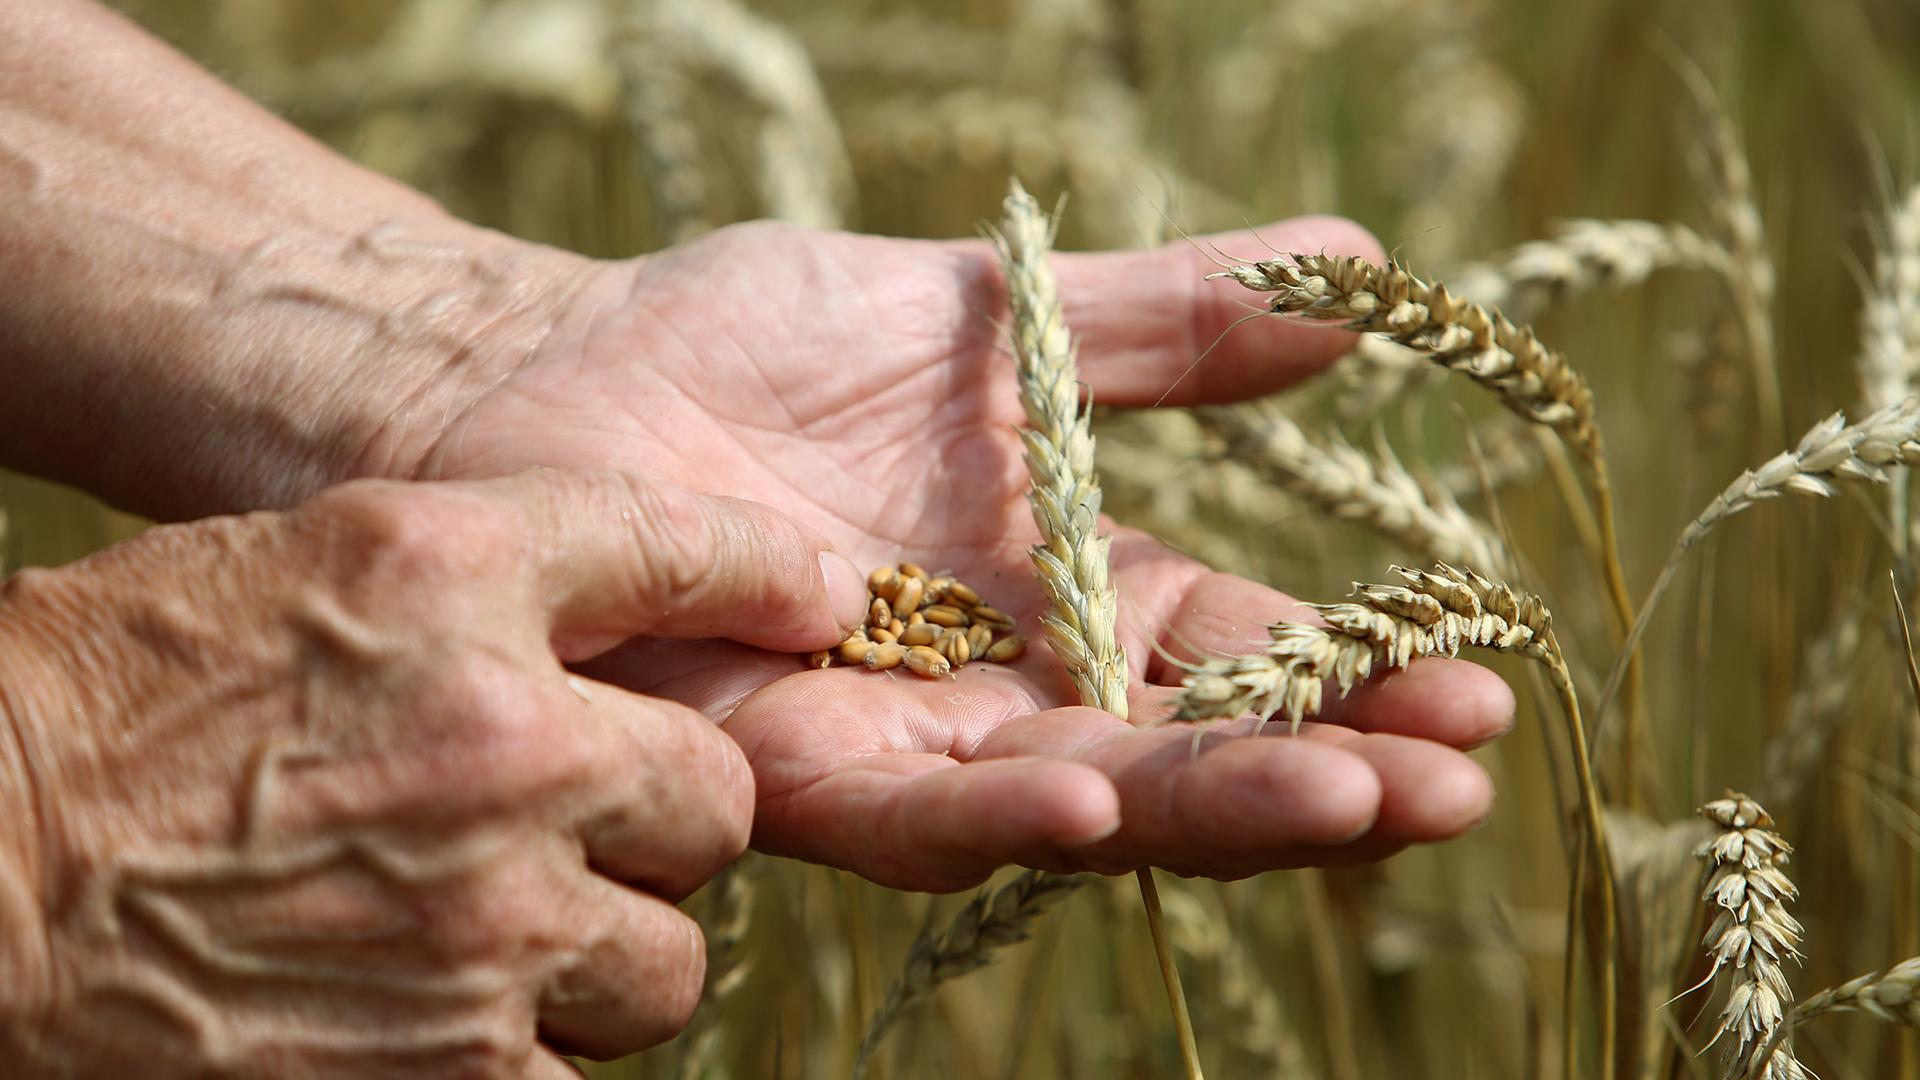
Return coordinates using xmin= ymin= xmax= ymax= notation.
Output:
xmin=0 ymin=469 xmax=865 ymax=1076
xmin=406 ymin=218 xmax=1517 ymax=891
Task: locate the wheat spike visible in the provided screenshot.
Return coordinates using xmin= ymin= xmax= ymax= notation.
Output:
xmin=1794 ymin=957 xmax=1920 ymax=1028
xmin=1447 ymin=218 xmax=1732 ymax=321
xmin=1676 ymin=60 xmax=1780 ymax=439
xmin=672 ymin=859 xmax=756 ymax=1080
xmin=994 ymin=179 xmax=1130 ymax=717
xmin=1170 ymin=561 xmax=1555 ymax=729
xmin=1853 ymin=184 xmax=1920 ymax=413
xmin=1599 ymin=400 xmax=1920 ymax=722
xmin=1220 ymin=253 xmax=1601 ymax=460
xmin=853 ymin=872 xmax=1079 ymax=1077
xmin=1196 ymin=403 xmax=1510 ymax=574
xmin=613 ymin=3 xmax=711 ymax=247
xmin=1171 ymin=561 xmax=1618 ymax=1075
xmin=1691 ymin=794 xmax=1809 ymax=1080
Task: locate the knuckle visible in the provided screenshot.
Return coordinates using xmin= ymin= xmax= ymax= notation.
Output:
xmin=419 ymin=655 xmax=591 ymax=792
xmin=620 ymin=478 xmax=717 ymax=607
xmin=303 ymin=480 xmax=518 ymax=587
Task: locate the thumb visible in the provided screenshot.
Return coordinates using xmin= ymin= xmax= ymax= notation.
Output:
xmin=1049 ymin=214 xmax=1385 ymax=406
xmin=496 ymin=469 xmax=868 ymax=658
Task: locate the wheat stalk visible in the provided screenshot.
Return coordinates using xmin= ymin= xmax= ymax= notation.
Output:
xmin=1195 ymin=403 xmax=1510 ymax=573
xmin=1170 ymin=562 xmax=1618 ymax=1076
xmin=1598 ymin=400 xmax=1920 ymax=723
xmin=1448 ymin=218 xmax=1732 ymax=322
xmin=1689 ymin=793 xmax=1809 ymax=1080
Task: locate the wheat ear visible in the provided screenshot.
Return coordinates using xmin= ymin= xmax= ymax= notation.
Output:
xmin=1856 ymin=183 xmax=1920 ymax=560
xmin=1219 ymin=252 xmax=1642 ymax=799
xmin=1196 ymin=403 xmax=1510 ymax=573
xmin=1170 ymin=562 xmax=1618 ymax=1078
xmin=1676 ymin=58 xmax=1781 ymax=442
xmin=993 ymin=178 xmax=1202 ymax=1080
xmin=1689 ymin=794 xmax=1808 ymax=1080
xmin=853 ymin=872 xmax=1079 ymax=1076
xmin=1793 ymin=957 xmax=1920 ymax=1028
xmin=672 ymin=859 xmax=755 ymax=1080
xmin=1447 ymin=218 xmax=1733 ymax=321
xmin=1597 ymin=400 xmax=1920 ymax=724
xmin=857 ymin=180 xmax=1201 ymax=1079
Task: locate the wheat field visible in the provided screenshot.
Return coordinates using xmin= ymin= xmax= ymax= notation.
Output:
xmin=13 ymin=1 xmax=1920 ymax=1076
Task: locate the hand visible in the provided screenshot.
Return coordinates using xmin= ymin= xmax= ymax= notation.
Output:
xmin=0 ymin=469 xmax=865 ymax=1077
xmin=387 ymin=219 xmax=1516 ymax=891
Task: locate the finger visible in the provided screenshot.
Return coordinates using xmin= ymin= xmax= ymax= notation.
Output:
xmin=537 ymin=874 xmax=706 ymax=1060
xmin=562 ymin=679 xmax=755 ymax=900
xmin=1053 ymin=215 xmax=1385 ymax=406
xmin=528 ymin=1050 xmax=590 ymax=1079
xmin=1113 ymin=536 xmax=1516 ymax=749
xmin=495 ymin=469 xmax=869 ymax=657
xmin=972 ymin=708 xmax=1384 ymax=878
xmin=752 ymin=753 xmax=1121 ymax=892
xmin=1297 ymin=725 xmax=1496 ymax=844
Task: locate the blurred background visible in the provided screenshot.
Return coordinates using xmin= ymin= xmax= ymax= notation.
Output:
xmin=10 ymin=1 xmax=1920 ymax=1076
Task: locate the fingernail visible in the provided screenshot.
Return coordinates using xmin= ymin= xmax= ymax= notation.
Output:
xmin=819 ymin=551 xmax=869 ymax=634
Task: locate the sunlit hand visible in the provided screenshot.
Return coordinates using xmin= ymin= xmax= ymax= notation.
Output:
xmin=398 ymin=219 xmax=1517 ymax=891
xmin=0 ymin=470 xmax=867 ymax=1075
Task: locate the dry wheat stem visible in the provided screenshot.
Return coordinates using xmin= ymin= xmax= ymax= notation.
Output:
xmin=1170 ymin=562 xmax=1618 ymax=1077
xmin=1597 ymin=399 xmax=1920 ymax=730
xmin=1196 ymin=402 xmax=1510 ymax=572
xmin=1218 ymin=252 xmax=1642 ymax=797
xmin=1690 ymin=794 xmax=1808 ymax=1080
xmin=1447 ymin=218 xmax=1733 ymax=322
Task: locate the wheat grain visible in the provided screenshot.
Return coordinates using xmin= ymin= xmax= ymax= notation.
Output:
xmin=1196 ymin=402 xmax=1510 ymax=572
xmin=1447 ymin=219 xmax=1732 ymax=321
xmin=1690 ymin=793 xmax=1809 ymax=1080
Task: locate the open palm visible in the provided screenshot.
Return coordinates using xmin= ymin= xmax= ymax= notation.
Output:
xmin=411 ymin=219 xmax=1514 ymax=891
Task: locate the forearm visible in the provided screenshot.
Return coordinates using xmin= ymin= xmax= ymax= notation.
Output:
xmin=0 ymin=0 xmax=592 ymax=518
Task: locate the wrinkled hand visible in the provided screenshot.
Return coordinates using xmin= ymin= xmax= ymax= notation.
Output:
xmin=405 ymin=219 xmax=1516 ymax=891
xmin=0 ymin=469 xmax=865 ymax=1077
